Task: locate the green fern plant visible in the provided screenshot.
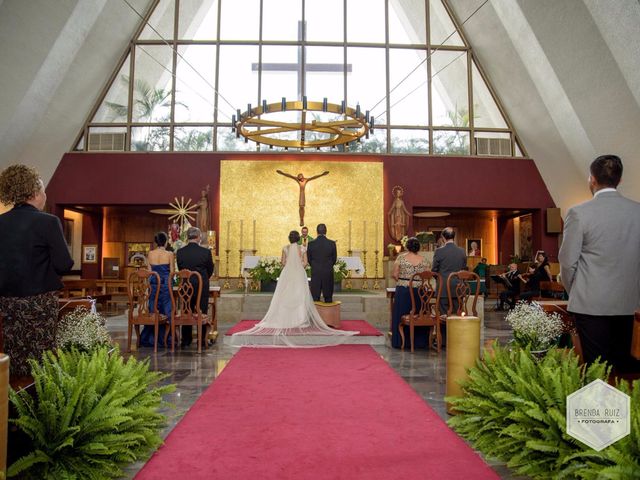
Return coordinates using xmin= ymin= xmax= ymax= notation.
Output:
xmin=448 ymin=344 xmax=639 ymax=479
xmin=8 ymin=347 xmax=175 ymax=479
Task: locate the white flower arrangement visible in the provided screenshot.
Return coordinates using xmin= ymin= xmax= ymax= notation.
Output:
xmin=505 ymin=301 xmax=564 ymax=351
xmin=400 ymin=235 xmax=409 ymax=249
xmin=250 ymin=256 xmax=283 ymax=282
xmin=56 ymin=307 xmax=112 ymax=352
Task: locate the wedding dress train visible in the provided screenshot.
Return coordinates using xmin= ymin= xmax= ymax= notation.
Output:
xmin=230 ymin=243 xmax=358 ymax=347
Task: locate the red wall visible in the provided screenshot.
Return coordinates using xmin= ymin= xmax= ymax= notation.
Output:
xmin=48 ymin=152 xmax=558 ymax=267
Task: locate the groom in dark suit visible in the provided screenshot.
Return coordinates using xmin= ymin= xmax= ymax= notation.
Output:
xmin=176 ymin=227 xmax=214 ymax=347
xmin=307 ymin=223 xmax=337 ymax=303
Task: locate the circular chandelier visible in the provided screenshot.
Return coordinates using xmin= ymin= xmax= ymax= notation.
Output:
xmin=232 ymin=97 xmax=374 ymax=149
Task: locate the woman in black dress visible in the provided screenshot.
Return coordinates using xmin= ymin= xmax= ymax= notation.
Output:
xmin=0 ymin=165 xmax=73 ymax=377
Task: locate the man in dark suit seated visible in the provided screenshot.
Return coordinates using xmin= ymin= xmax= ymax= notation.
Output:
xmin=494 ymin=263 xmax=521 ymax=310
xmin=176 ymin=227 xmax=214 ymax=348
xmin=432 ymin=227 xmax=467 ymax=314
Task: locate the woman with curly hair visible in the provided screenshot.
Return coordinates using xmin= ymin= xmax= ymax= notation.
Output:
xmin=0 ymin=165 xmax=73 ymax=378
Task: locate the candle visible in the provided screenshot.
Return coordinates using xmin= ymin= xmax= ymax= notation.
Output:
xmin=375 ymin=221 xmax=379 ymax=251
xmin=240 ymin=220 xmax=244 ymax=250
xmin=348 ymin=220 xmax=352 ymax=251
xmin=363 ymin=220 xmax=367 ymax=249
xmin=252 ymin=219 xmax=256 ymax=251
xmin=226 ymin=220 xmax=231 ymax=248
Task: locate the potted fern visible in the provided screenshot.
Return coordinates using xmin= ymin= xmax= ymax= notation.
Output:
xmin=8 ymin=347 xmax=174 ymax=479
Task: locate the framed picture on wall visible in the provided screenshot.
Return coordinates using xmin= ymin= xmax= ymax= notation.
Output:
xmin=466 ymin=238 xmax=482 ymax=257
xmin=82 ymin=244 xmax=98 ymax=264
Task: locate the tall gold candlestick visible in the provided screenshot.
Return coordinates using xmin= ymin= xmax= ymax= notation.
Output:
xmin=238 ymin=249 xmax=244 ymax=289
xmin=252 ymin=219 xmax=256 ymax=251
xmin=348 ymin=219 xmax=352 ymax=252
xmin=363 ymin=220 xmax=367 ymax=249
xmin=362 ymin=249 xmax=369 ymax=290
xmin=223 ymin=249 xmax=231 ymax=289
xmin=373 ymin=250 xmax=380 ymax=289
xmin=239 ymin=219 xmax=244 ymax=250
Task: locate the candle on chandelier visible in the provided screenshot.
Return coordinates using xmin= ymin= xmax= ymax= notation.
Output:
xmin=240 ymin=220 xmax=244 ymax=250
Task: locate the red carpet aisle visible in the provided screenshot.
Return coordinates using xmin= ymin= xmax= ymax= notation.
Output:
xmin=135 ymin=345 xmax=498 ymax=479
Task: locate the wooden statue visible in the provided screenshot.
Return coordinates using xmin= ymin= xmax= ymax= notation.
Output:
xmin=196 ymin=184 xmax=210 ymax=233
xmin=388 ymin=185 xmax=410 ymax=242
xmin=276 ymin=170 xmax=329 ymax=226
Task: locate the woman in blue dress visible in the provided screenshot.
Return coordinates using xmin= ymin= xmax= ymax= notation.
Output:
xmin=140 ymin=232 xmax=174 ymax=348
xmin=391 ymin=237 xmax=431 ymax=349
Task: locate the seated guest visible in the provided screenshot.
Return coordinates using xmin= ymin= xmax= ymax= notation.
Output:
xmin=176 ymin=227 xmax=214 ymax=348
xmin=391 ymin=237 xmax=430 ymax=349
xmin=140 ymin=232 xmax=174 ymax=348
xmin=519 ymin=252 xmax=552 ymax=302
xmin=0 ymin=165 xmax=73 ymax=378
xmin=496 ymin=263 xmax=522 ymax=310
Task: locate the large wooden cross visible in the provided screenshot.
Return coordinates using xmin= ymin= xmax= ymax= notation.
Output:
xmin=252 ymin=21 xmax=352 ymax=100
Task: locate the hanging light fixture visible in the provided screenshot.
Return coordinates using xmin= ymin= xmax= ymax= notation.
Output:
xmin=233 ymin=97 xmax=374 ymax=149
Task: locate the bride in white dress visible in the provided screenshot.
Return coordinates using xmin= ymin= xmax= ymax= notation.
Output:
xmin=230 ymin=230 xmax=358 ymax=347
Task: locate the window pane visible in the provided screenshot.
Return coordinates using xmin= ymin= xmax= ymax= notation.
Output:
xmin=178 ymin=0 xmax=218 ymax=40
xmin=140 ymin=0 xmax=175 ymax=40
xmin=306 ymin=0 xmax=343 ymax=42
xmin=347 ymin=0 xmax=385 ymax=43
xmin=92 ymin=57 xmax=130 ymax=123
xmin=263 ymin=0 xmax=301 ymax=41
xmin=349 ymin=128 xmax=387 ymax=153
xmin=216 ymin=127 xmax=257 ymax=151
xmin=175 ymin=45 xmax=216 ymax=122
xmin=431 ymin=50 xmax=468 ymax=126
xmin=389 ymin=48 xmax=429 ymax=126
xmin=472 ymin=63 xmax=507 ymax=128
xmin=305 ymin=46 xmax=345 ymax=102
xmin=174 ymin=126 xmax=213 ymax=151
xmin=133 ymin=46 xmax=174 ymax=123
xmin=219 ymin=0 xmax=259 ymax=41
xmin=347 ymin=47 xmax=387 ymax=124
xmin=131 ymin=126 xmax=170 ymax=151
xmin=433 ymin=130 xmax=469 ymax=154
xmin=260 ymin=46 xmax=300 ymax=103
xmin=390 ymin=129 xmax=429 ymax=153
xmin=389 ymin=0 xmax=426 ymax=45
xmin=218 ymin=45 xmax=259 ymax=119
xmin=429 ymin=0 xmax=463 ymax=46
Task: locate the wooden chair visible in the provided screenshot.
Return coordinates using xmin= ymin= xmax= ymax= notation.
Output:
xmin=399 ymin=271 xmax=443 ymax=353
xmin=171 ymin=269 xmax=211 ymax=353
xmin=126 ymin=270 xmax=169 ymax=353
xmin=446 ymin=271 xmax=481 ymax=317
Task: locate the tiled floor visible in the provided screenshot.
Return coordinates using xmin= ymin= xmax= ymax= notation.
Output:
xmin=111 ymin=305 xmax=521 ymax=479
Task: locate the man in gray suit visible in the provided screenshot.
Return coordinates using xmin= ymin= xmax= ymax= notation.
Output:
xmin=559 ymin=155 xmax=640 ymax=372
xmin=432 ymin=227 xmax=467 ymax=316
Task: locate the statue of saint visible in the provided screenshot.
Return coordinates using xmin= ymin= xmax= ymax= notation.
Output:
xmin=276 ymin=170 xmax=329 ymax=226
xmin=388 ymin=185 xmax=410 ymax=242
xmin=196 ymin=184 xmax=210 ymax=233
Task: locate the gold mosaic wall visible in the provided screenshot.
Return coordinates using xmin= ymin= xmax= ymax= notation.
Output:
xmin=219 ymin=160 xmax=383 ymax=277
